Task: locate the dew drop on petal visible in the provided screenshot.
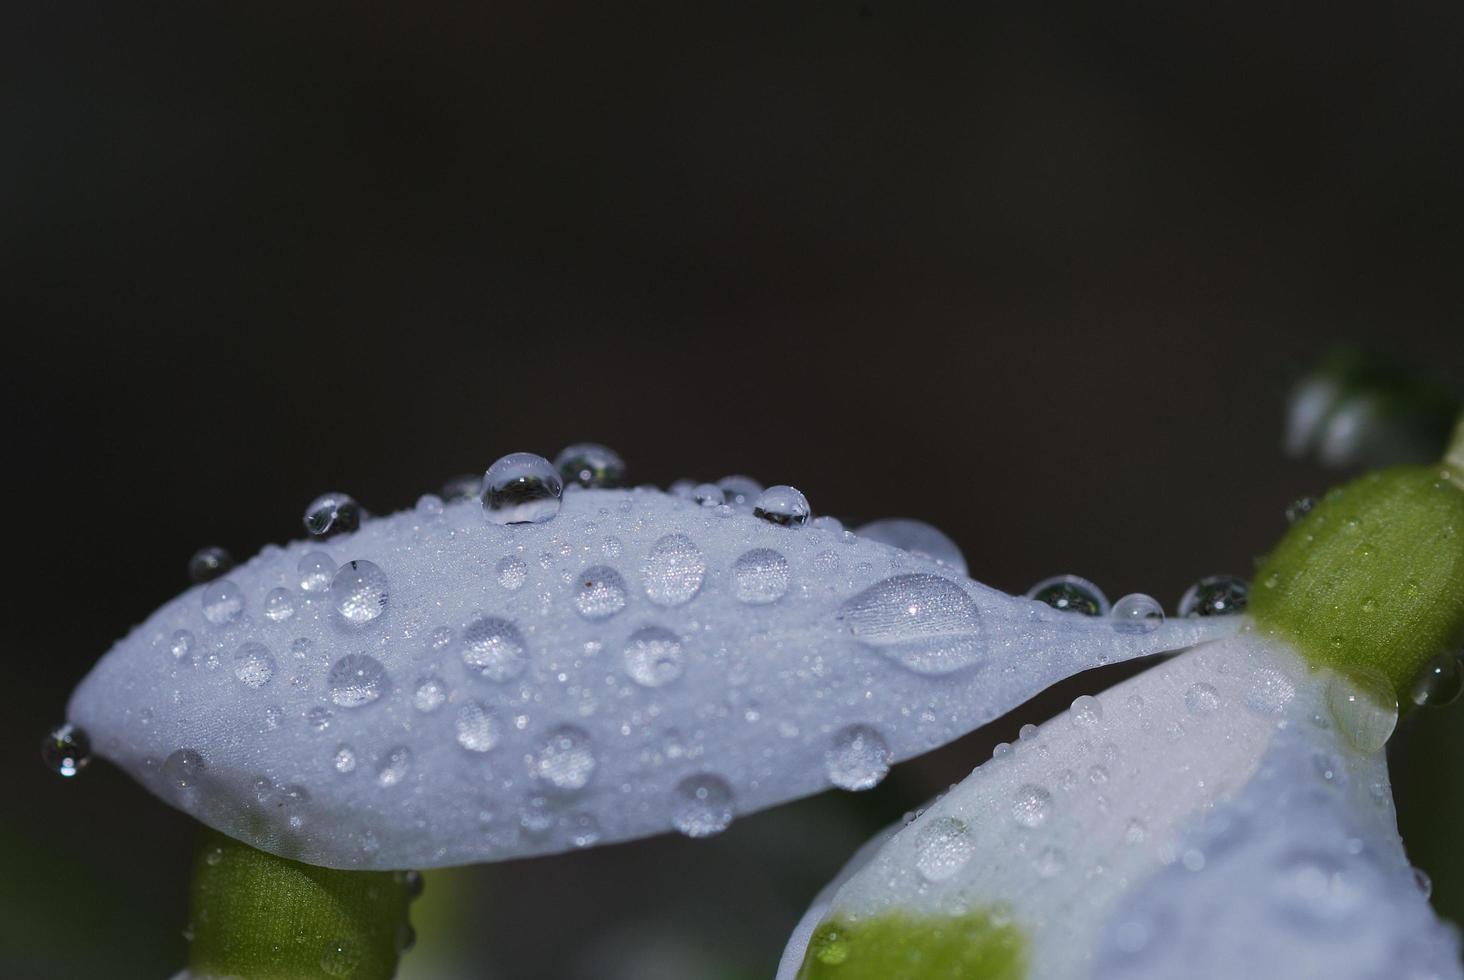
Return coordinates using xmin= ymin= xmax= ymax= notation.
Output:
xmin=303 ymin=492 xmax=361 ymax=538
xmin=163 ymin=748 xmax=207 ymax=788
xmin=298 ymin=551 xmax=336 ymax=593
xmin=690 ymin=483 xmax=724 ymax=507
xmin=327 ymin=654 xmax=387 ymax=708
xmin=201 ymin=580 xmax=244 ymax=625
xmin=852 ymin=518 xmax=967 ymax=574
xmin=641 ymin=533 xmax=706 ymax=607
xmin=496 ymin=556 xmax=527 ymax=591
xmin=716 ymin=476 xmax=762 ymax=510
xmin=333 ymin=744 xmax=357 ymax=774
xmin=732 ymin=548 xmax=790 ymax=604
xmin=573 ymin=565 xmax=628 ymax=620
xmin=460 ymin=617 xmax=528 ymax=682
xmin=825 ymin=724 xmax=892 ymax=790
xmin=554 ymin=443 xmax=626 ymax=489
xmin=914 ymin=815 xmax=974 ymax=882
xmin=533 ymin=725 xmax=596 ymax=791
xmin=482 ymin=453 xmax=562 ymax=525
xmin=413 ymin=675 xmax=448 ymax=712
xmin=752 ymin=485 xmax=811 ymax=528
xmin=1184 ymin=682 xmax=1221 ymax=715
xmin=838 ymin=573 xmax=983 ymax=675
xmin=1326 ymin=671 xmax=1398 ymax=754
xmin=1178 ymin=575 xmax=1249 ymax=617
xmin=188 ymin=546 xmax=235 ymax=584
xmin=454 ymin=701 xmax=501 ymax=752
xmin=375 ymin=746 xmax=412 ymax=787
xmin=331 ymin=560 xmax=388 ymax=625
xmin=41 ymin=723 xmax=91 ymax=777
xmin=671 ymin=773 xmax=735 ymax=837
xmin=264 ymin=588 xmax=296 ymax=622
xmin=233 ymin=643 xmax=276 ymax=688
xmin=622 ymin=625 xmax=685 ymax=688
xmin=1069 ymin=694 xmax=1104 ymax=727
xmin=1111 ymin=593 xmax=1164 ymax=632
xmin=1012 ymin=784 xmax=1053 ymax=828
xmin=1027 ymin=575 xmax=1109 ymax=616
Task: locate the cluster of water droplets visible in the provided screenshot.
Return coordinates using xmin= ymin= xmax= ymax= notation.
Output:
xmin=1019 ymin=572 xmax=1250 ymax=627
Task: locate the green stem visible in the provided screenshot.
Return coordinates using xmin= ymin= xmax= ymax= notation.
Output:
xmin=187 ymin=829 xmax=412 ymax=979
xmin=1446 ymin=414 xmax=1464 ymax=487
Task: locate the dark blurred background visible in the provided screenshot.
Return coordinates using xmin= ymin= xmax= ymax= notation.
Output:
xmin=5 ymin=3 xmax=1464 ymax=977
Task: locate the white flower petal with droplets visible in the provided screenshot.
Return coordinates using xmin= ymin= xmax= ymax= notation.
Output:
xmin=777 ymin=628 xmax=1462 ymax=980
xmin=68 ymin=488 xmax=1233 ymax=870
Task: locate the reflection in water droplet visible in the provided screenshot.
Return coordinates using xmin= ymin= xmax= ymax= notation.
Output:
xmin=1012 ymin=784 xmax=1053 ymax=828
xmin=623 ymin=625 xmax=685 ymax=688
xmin=554 ymin=443 xmax=626 ymax=488
xmin=298 ymin=551 xmax=336 ymax=593
xmin=1326 ymin=671 xmax=1398 ymax=754
xmin=732 ymin=548 xmax=790 ymax=604
xmin=482 ymin=453 xmax=562 ymax=525
xmin=375 ymin=746 xmax=412 ymax=787
xmin=642 ymin=534 xmax=705 ymax=607
xmin=915 ymin=815 xmax=974 ymax=881
xmin=303 ymin=492 xmax=361 ymax=538
xmin=1111 ymin=593 xmax=1164 ymax=632
xmin=672 ymin=773 xmax=735 ymax=837
xmin=461 ymin=617 xmax=528 ymax=682
xmin=573 ymin=565 xmax=628 ymax=620
xmin=455 ymin=701 xmax=501 ymax=752
xmin=1027 ymin=575 xmax=1109 ymax=616
xmin=164 ymin=748 xmax=207 ymax=788
xmin=264 ymin=588 xmax=296 ymax=622
xmin=188 ymin=546 xmax=235 ymax=584
xmin=752 ymin=485 xmax=811 ymax=528
xmin=533 ymin=725 xmax=596 ymax=791
xmin=233 ymin=643 xmax=276 ymax=688
xmin=825 ymin=724 xmax=892 ymax=790
xmin=332 ymin=560 xmax=389 ymax=625
xmin=327 ymin=654 xmax=387 ymax=707
xmin=41 ymin=723 xmax=91 ymax=777
xmin=201 ymin=580 xmax=244 ymax=625
xmin=1179 ymin=575 xmax=1249 ymax=617
xmin=838 ymin=573 xmax=983 ymax=675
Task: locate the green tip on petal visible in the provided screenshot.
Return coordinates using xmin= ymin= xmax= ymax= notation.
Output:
xmin=188 ymin=830 xmax=412 ymax=980
xmin=1251 ymin=463 xmax=1464 ymax=705
xmin=798 ymin=910 xmax=1027 ymax=980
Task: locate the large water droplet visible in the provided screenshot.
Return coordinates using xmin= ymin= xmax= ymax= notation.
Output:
xmin=1012 ymin=784 xmax=1053 ymax=828
xmin=461 ymin=617 xmax=528 ymax=682
xmin=915 ymin=815 xmax=974 ymax=882
xmin=825 ymin=724 xmax=891 ymax=790
xmin=1111 ymin=593 xmax=1164 ymax=632
xmin=41 ymin=723 xmax=91 ymax=777
xmin=188 ymin=546 xmax=235 ymax=584
xmin=163 ymin=748 xmax=207 ymax=788
xmin=332 ymin=560 xmax=388 ymax=625
xmin=328 ymin=654 xmax=387 ymax=707
xmin=642 ymin=533 xmax=705 ymax=607
xmin=482 ymin=453 xmax=562 ymax=525
xmin=201 ymin=580 xmax=244 ymax=625
xmin=375 ymin=746 xmax=412 ymax=787
xmin=572 ymin=565 xmax=628 ymax=620
xmin=752 ymin=485 xmax=811 ymax=528
xmin=838 ymin=573 xmax=983 ymax=675
xmin=623 ymin=625 xmax=685 ymax=688
xmin=1409 ymin=650 xmax=1463 ymax=707
xmin=1178 ymin=575 xmax=1249 ymax=617
xmin=303 ymin=492 xmax=362 ymax=538
xmin=533 ymin=725 xmax=596 ymax=791
xmin=1027 ymin=575 xmax=1109 ymax=616
xmin=732 ymin=548 xmax=790 ymax=604
xmin=298 ymin=551 xmax=336 ymax=593
xmin=1326 ymin=671 xmax=1398 ymax=754
xmin=671 ymin=773 xmax=735 ymax=837
xmin=455 ymin=701 xmax=501 ymax=752
xmin=233 ymin=643 xmax=276 ymax=688
xmin=554 ymin=443 xmax=626 ymax=489
xmin=717 ymin=476 xmax=762 ymax=510
xmin=852 ymin=518 xmax=967 ymax=574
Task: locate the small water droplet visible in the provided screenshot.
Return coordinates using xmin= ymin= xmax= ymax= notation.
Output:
xmin=1111 ymin=593 xmax=1164 ymax=632
xmin=41 ymin=723 xmax=91 ymax=777
xmin=533 ymin=725 xmax=596 ymax=791
xmin=1326 ymin=671 xmax=1398 ymax=754
xmin=233 ymin=643 xmax=276 ymax=688
xmin=169 ymin=629 xmax=196 ymax=663
xmin=1409 ymin=650 xmax=1463 ymax=707
xmin=1178 ymin=575 xmax=1249 ymax=617
xmin=304 ymin=492 xmax=362 ymax=538
xmin=1414 ymin=867 xmax=1434 ymax=899
xmin=482 ymin=453 xmax=562 ymax=525
xmin=671 ymin=773 xmax=735 ymax=837
xmin=554 ymin=443 xmax=626 ymax=489
xmin=716 ymin=476 xmax=763 ymax=510
xmin=1027 ymin=575 xmax=1109 ymax=615
xmin=825 ymin=724 xmax=892 ymax=790
xmin=914 ymin=815 xmax=974 ymax=881
xmin=1244 ymin=667 xmax=1297 ymax=715
xmin=691 ymin=483 xmax=724 ymax=507
xmin=492 ymin=555 xmax=527 ymax=592
xmin=163 ymin=748 xmax=207 ymax=788
xmin=838 ymin=573 xmax=983 ymax=674
xmin=1012 ymin=784 xmax=1053 ymax=828
xmin=752 ymin=485 xmax=811 ymax=528
xmin=327 ymin=654 xmax=386 ymax=707
xmin=188 ymin=546 xmax=235 ymax=584
xmin=1286 ymin=497 xmax=1317 ymax=524
xmin=319 ymin=940 xmax=362 ymax=978
xmin=1069 ymin=694 xmax=1104 ymax=727
xmin=622 ymin=625 xmax=685 ymax=688
xmin=1184 ymin=682 xmax=1221 ymax=715
xmin=308 ymin=706 xmax=334 ymax=732
xmin=298 ymin=551 xmax=337 ymax=593
xmin=732 ymin=548 xmax=790 ymax=604
xmin=455 ymin=701 xmax=501 ymax=752
xmin=375 ymin=746 xmax=412 ymax=787
xmin=572 ymin=565 xmax=628 ymax=619
xmin=415 ymin=493 xmax=444 ymax=518
xmin=333 ymin=744 xmax=357 ymax=774
xmin=413 ymin=675 xmax=448 ymax=712
xmin=201 ymin=580 xmax=244 ymax=625
xmin=332 ymin=560 xmax=388 ymax=625
xmin=461 ymin=616 xmax=528 ymax=682
xmin=263 ymin=587 xmax=296 ymax=622
xmin=642 ymin=533 xmax=705 ymax=607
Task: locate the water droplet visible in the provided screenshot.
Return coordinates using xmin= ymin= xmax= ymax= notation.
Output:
xmin=375 ymin=746 xmax=412 ymax=787
xmin=812 ymin=926 xmax=850 ymax=966
xmin=441 ymin=474 xmax=482 ymax=502
xmin=461 ymin=616 xmax=528 ymax=682
xmin=642 ymin=533 xmax=705 ymax=607
xmin=201 ymin=580 xmax=244 ymax=625
xmin=671 ymin=773 xmax=735 ymax=837
xmin=188 ymin=546 xmax=235 ymax=583
xmin=1414 ymin=867 xmax=1434 ymax=899
xmin=623 ymin=625 xmax=685 ymax=688
xmin=163 ymin=748 xmax=207 ymax=788
xmin=169 ymin=629 xmax=196 ymax=663
xmin=554 ymin=443 xmax=626 ymax=489
xmin=1027 ymin=575 xmax=1109 ymax=616
xmin=303 ymin=492 xmax=362 ymax=538
xmin=1069 ymin=694 xmax=1104 ymax=727
xmin=333 ymin=744 xmax=357 ymax=774
xmin=308 ymin=706 xmax=334 ymax=732
xmin=1111 ymin=593 xmax=1164 ymax=632
xmin=838 ymin=573 xmax=983 ymax=675
xmin=413 ymin=675 xmax=448 ymax=712
xmin=455 ymin=701 xmax=501 ymax=752
xmin=1012 ymin=784 xmax=1053 ymax=828
xmin=1244 ymin=667 xmax=1297 ymax=715
xmin=568 ymin=812 xmax=602 ymax=848
xmin=1326 ymin=671 xmax=1398 ymax=754
xmin=1409 ymin=650 xmax=1463 ymax=707
xmin=732 ymin=548 xmax=790 ymax=604
xmin=690 ymin=483 xmax=724 ymax=507
xmin=482 ymin=453 xmax=562 ymax=525
xmin=327 ymin=653 xmax=387 ymax=707
xmin=320 ymin=941 xmax=362 ymax=977
xmin=852 ymin=518 xmax=967 ymax=574
xmin=825 ymin=724 xmax=892 ymax=790
xmin=1286 ymin=497 xmax=1317 ymax=524
xmin=331 ymin=560 xmax=388 ymax=625
xmin=752 ymin=485 xmax=811 ymax=528
xmin=716 ymin=476 xmax=763 ymax=510
xmin=298 ymin=551 xmax=337 ymax=593
xmin=41 ymin=723 xmax=91 ymax=777
xmin=496 ymin=555 xmax=527 ymax=591
xmin=914 ymin=815 xmax=974 ymax=881
xmin=533 ymin=725 xmax=596 ymax=791
xmin=264 ymin=587 xmax=296 ymax=622
xmin=572 ymin=565 xmax=628 ymax=620
xmin=233 ymin=643 xmax=276 ymax=688
xmin=415 ymin=494 xmax=444 ymax=518
xmin=1178 ymin=575 xmax=1249 ymax=617
xmin=1184 ymin=682 xmax=1221 ymax=715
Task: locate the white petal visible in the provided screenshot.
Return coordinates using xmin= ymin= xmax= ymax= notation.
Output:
xmin=69 ymin=488 xmax=1230 ymax=869
xmin=780 ymin=629 xmax=1461 ymax=980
